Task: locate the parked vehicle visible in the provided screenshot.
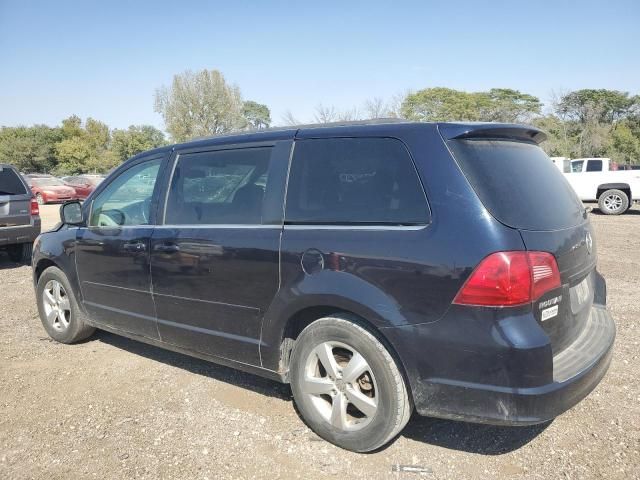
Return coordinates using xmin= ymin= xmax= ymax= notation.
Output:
xmin=0 ymin=164 xmax=41 ymax=263
xmin=25 ymin=176 xmax=78 ymax=204
xmin=550 ymin=156 xmax=570 ymax=173
xmin=564 ymin=157 xmax=640 ymax=214
xmin=63 ymin=175 xmax=105 ymax=199
xmin=31 ymin=121 xmax=615 ymax=452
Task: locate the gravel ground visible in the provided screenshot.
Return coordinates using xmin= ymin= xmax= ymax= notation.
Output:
xmin=0 ymin=204 xmax=638 ymax=479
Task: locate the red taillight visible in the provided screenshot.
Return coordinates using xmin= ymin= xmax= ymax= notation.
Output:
xmin=453 ymin=251 xmax=561 ymax=307
xmin=30 ymin=198 xmax=39 ymax=216
xmin=528 ymin=251 xmax=561 ymax=300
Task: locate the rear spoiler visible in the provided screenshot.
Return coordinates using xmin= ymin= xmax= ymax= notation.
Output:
xmin=438 ymin=123 xmax=547 ymax=144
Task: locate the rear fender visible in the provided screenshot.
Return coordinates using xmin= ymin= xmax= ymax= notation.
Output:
xmin=259 ymin=270 xmax=409 ymax=371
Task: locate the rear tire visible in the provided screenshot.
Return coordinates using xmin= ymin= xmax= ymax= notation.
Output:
xmin=7 ymin=242 xmax=33 ymax=264
xmin=36 ymin=193 xmax=44 ymax=205
xmin=598 ymin=189 xmax=629 ymax=215
xmin=36 ymin=266 xmax=95 ymax=344
xmin=289 ymin=315 xmax=412 ymax=452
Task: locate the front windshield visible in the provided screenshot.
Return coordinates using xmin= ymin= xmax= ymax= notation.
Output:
xmin=31 ymin=177 xmax=65 ymax=187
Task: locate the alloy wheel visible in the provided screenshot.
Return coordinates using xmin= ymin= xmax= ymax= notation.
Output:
xmin=603 ymin=193 xmax=623 ymax=212
xmin=42 ymin=280 xmax=71 ymax=331
xmin=302 ymin=341 xmax=378 ymax=432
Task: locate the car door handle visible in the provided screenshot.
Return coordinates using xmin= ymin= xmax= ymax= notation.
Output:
xmin=123 ymin=241 xmax=146 ymax=252
xmin=153 ymin=243 xmax=180 ymax=254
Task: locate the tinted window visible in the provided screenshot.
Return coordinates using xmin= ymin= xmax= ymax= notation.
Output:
xmin=286 ymin=138 xmax=428 ymax=225
xmin=90 ymin=159 xmax=161 ymax=227
xmin=165 ymin=147 xmax=272 ymax=225
xmin=0 ymin=167 xmax=27 ymax=195
xmin=586 ymin=160 xmax=603 ymax=172
xmin=571 ymin=160 xmax=584 ymax=173
xmin=448 ymin=139 xmax=584 ymax=230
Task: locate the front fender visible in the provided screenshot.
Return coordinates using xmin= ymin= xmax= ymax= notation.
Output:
xmin=32 ymin=226 xmax=81 ymax=299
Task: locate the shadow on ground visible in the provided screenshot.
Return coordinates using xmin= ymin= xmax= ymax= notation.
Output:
xmin=94 ymin=329 xmax=292 ymax=401
xmin=94 ymin=329 xmax=548 ymax=454
xmin=0 ymin=252 xmax=28 ymax=270
xmin=589 ymin=206 xmax=640 ymax=216
xmin=401 ymin=414 xmax=550 ymax=454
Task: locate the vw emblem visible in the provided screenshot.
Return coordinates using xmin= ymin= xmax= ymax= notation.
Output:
xmin=585 ymin=232 xmax=593 ymax=255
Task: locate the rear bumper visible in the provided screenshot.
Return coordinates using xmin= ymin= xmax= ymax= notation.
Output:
xmin=0 ymin=218 xmax=41 ymax=246
xmin=389 ymin=305 xmax=615 ymax=425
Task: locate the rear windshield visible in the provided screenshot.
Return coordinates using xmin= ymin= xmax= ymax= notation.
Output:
xmin=0 ymin=167 xmax=28 ymax=195
xmin=448 ymin=139 xmax=584 ymax=230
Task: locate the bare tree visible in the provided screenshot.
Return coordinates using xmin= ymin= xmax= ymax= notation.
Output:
xmin=363 ymin=97 xmax=389 ymax=119
xmin=281 ymin=110 xmax=301 ymax=126
xmin=314 ymin=104 xmax=339 ymax=123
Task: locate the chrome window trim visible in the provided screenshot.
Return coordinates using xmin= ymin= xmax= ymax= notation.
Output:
xmin=155 ymin=224 xmax=281 ymax=230
xmin=283 ymin=224 xmax=428 ymax=231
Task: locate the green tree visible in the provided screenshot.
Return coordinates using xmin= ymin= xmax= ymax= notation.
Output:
xmin=111 ymin=125 xmax=166 ymax=162
xmin=154 ymin=69 xmax=246 ymax=142
xmin=242 ymin=101 xmax=271 ymax=129
xmin=54 ymin=116 xmax=118 ymax=174
xmin=533 ymin=115 xmax=575 ymax=157
xmin=0 ymin=125 xmax=63 ymax=173
xmin=401 ymin=87 xmax=541 ymax=122
xmin=401 ymin=87 xmax=486 ymax=122
xmin=608 ymin=120 xmax=640 ymax=164
xmin=548 ymin=89 xmax=640 ymax=159
xmin=483 ymin=88 xmax=541 ymax=122
xmin=557 ymin=89 xmax=636 ymax=123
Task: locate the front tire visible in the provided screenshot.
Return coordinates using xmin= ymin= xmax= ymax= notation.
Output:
xmin=598 ymin=189 xmax=629 ymax=215
xmin=36 ymin=266 xmax=95 ymax=344
xmin=289 ymin=315 xmax=412 ymax=452
xmin=36 ymin=193 xmax=44 ymax=205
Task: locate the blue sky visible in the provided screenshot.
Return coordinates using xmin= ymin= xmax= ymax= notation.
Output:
xmin=1 ymin=0 xmax=638 ymax=131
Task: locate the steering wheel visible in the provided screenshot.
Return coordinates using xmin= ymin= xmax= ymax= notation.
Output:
xmin=98 ymin=211 xmax=122 ymax=227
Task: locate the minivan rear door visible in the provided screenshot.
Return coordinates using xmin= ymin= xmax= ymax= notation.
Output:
xmin=0 ymin=166 xmax=31 ymax=229
xmin=442 ymin=125 xmax=596 ymax=354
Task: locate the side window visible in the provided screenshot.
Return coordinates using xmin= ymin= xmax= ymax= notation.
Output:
xmin=586 ymin=160 xmax=602 ymax=172
xmin=165 ymin=147 xmax=272 ymax=225
xmin=0 ymin=167 xmax=28 ymax=195
xmin=89 ymin=159 xmax=162 ymax=227
xmin=571 ymin=160 xmax=584 ymax=173
xmin=286 ymin=137 xmax=429 ymax=225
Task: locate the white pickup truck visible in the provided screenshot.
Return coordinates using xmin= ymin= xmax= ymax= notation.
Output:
xmin=563 ymin=157 xmax=640 ymax=215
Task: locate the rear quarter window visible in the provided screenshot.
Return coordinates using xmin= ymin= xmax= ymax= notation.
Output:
xmin=447 ymin=139 xmax=585 ymax=231
xmin=285 ymin=137 xmax=429 ymax=225
xmin=0 ymin=167 xmax=28 ymax=195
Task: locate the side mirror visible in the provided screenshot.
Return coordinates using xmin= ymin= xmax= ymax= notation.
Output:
xmin=60 ymin=201 xmax=84 ymax=225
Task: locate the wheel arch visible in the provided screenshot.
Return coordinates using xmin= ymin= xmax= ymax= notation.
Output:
xmin=34 ymin=258 xmax=58 ymax=283
xmin=274 ymin=305 xmax=414 ymax=402
xmin=596 ymin=183 xmax=631 ymax=199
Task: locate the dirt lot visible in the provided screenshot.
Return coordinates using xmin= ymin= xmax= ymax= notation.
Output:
xmin=0 ymin=204 xmax=638 ymax=479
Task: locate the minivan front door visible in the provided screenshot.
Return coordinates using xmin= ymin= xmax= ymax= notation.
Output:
xmin=75 ymin=157 xmax=165 ymax=339
xmin=150 ymin=141 xmax=291 ymax=365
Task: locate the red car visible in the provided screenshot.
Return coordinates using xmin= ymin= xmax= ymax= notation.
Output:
xmin=25 ymin=176 xmax=78 ymax=204
xmin=62 ymin=175 xmax=104 ymax=199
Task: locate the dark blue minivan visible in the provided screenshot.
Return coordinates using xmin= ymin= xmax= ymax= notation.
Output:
xmin=32 ymin=121 xmax=615 ymax=452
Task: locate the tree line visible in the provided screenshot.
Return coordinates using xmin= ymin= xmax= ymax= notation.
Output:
xmin=1 ymin=68 xmax=638 ymax=175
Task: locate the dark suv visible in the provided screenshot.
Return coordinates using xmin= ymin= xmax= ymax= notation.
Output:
xmin=1 ymin=164 xmax=41 ymax=262
xmin=32 ymin=121 xmax=615 ymax=452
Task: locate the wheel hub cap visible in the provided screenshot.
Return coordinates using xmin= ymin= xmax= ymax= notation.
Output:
xmin=302 ymin=341 xmax=378 ymax=432
xmin=42 ymin=280 xmax=71 ymax=332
